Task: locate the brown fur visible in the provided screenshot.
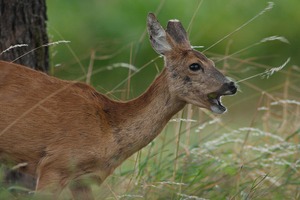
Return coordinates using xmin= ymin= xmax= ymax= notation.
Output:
xmin=0 ymin=13 xmax=236 ymax=199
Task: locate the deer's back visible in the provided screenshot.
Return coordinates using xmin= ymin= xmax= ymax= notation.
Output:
xmin=0 ymin=61 xmax=114 ymax=175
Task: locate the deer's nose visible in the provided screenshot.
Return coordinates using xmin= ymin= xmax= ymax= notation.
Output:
xmin=228 ymin=82 xmax=237 ymax=94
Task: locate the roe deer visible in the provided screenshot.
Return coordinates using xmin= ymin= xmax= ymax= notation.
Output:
xmin=0 ymin=13 xmax=237 ymax=199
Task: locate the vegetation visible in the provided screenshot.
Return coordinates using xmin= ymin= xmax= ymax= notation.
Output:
xmin=1 ymin=0 xmax=299 ymax=199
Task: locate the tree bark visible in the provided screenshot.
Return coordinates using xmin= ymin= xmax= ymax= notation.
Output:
xmin=0 ymin=0 xmax=49 ymax=72
xmin=0 ymin=0 xmax=49 ymax=192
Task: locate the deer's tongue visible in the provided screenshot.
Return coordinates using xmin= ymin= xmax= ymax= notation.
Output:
xmin=207 ymin=93 xmax=226 ymax=114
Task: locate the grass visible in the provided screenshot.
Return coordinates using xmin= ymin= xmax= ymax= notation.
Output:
xmin=1 ymin=1 xmax=300 ymax=199
xmin=1 ymin=43 xmax=300 ymax=200
xmin=98 ymin=90 xmax=300 ymax=199
xmin=86 ymin=25 xmax=299 ymax=198
xmin=70 ymin=51 xmax=299 ymax=199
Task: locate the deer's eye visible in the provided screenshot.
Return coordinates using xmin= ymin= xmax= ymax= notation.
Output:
xmin=189 ymin=63 xmax=203 ymax=72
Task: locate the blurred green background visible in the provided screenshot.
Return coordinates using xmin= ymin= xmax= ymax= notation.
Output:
xmin=46 ymin=0 xmax=299 ymax=127
xmin=46 ymin=0 xmax=299 ymax=162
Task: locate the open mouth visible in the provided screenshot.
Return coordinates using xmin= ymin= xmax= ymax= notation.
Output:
xmin=207 ymin=93 xmax=227 ymax=114
xmin=207 ymin=82 xmax=238 ymax=114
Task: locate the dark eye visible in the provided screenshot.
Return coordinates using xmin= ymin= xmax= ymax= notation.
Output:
xmin=189 ymin=63 xmax=203 ymax=72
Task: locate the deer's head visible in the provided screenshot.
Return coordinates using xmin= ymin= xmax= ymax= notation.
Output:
xmin=147 ymin=13 xmax=237 ymax=114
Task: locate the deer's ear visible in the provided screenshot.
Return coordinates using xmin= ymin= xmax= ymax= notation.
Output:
xmin=147 ymin=13 xmax=171 ymax=55
xmin=166 ymin=20 xmax=190 ymax=48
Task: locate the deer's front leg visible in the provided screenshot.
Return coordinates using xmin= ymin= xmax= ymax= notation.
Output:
xmin=70 ymin=180 xmax=94 ymax=200
xmin=35 ymin=160 xmax=67 ymax=199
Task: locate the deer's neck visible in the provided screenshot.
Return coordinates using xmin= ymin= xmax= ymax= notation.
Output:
xmin=106 ymin=69 xmax=185 ymax=164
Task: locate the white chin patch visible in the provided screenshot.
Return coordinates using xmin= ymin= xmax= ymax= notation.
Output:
xmin=210 ymin=105 xmax=227 ymax=114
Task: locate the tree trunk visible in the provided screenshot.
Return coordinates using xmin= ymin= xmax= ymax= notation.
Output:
xmin=0 ymin=0 xmax=49 ymax=72
xmin=0 ymin=0 xmax=49 ymax=192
